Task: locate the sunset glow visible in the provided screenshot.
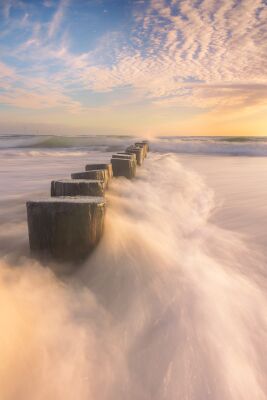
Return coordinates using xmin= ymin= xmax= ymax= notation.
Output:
xmin=0 ymin=0 xmax=266 ymax=136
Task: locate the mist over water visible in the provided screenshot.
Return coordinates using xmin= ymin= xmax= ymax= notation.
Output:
xmin=0 ymin=140 xmax=267 ymax=399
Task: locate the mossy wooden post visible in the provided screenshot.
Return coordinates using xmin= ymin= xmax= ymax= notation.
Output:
xmin=51 ymin=179 xmax=105 ymax=197
xmin=26 ymin=197 xmax=105 ymax=262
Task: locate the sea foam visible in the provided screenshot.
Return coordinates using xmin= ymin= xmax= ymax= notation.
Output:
xmin=0 ymin=154 xmax=266 ymax=399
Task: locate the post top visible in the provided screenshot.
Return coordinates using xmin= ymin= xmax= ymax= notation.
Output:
xmin=27 ymin=196 xmax=105 ymax=205
xmin=112 ymin=154 xmax=133 ymax=158
xmin=111 ymin=157 xmax=131 ymax=162
xmin=52 ymin=179 xmax=103 ymax=184
xmin=126 ymin=146 xmax=142 ymax=151
xmin=72 ymin=170 xmax=106 ymax=175
xmin=85 ymin=163 xmax=111 ymax=168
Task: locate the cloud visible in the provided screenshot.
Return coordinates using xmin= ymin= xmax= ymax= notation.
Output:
xmin=0 ymin=0 xmax=266 ymax=124
xmin=48 ymin=0 xmax=69 ymax=38
xmin=0 ymin=86 xmax=82 ymax=112
xmin=2 ymin=0 xmax=12 ymax=19
xmin=153 ymin=82 xmax=267 ymax=117
xmin=43 ymin=0 xmax=55 ymax=7
xmin=0 ymin=61 xmax=15 ymax=77
xmin=103 ymin=0 xmax=267 ymax=114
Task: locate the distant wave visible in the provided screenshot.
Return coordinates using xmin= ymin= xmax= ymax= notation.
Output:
xmin=0 ymin=134 xmax=136 ymax=151
xmin=1 ymin=134 xmax=267 ymax=156
xmin=151 ymin=137 xmax=267 ymax=156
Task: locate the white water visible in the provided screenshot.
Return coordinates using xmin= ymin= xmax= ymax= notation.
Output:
xmin=0 ymin=141 xmax=267 ymax=399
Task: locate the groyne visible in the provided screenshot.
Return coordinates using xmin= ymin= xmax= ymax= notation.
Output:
xmin=26 ymin=140 xmax=149 ymax=262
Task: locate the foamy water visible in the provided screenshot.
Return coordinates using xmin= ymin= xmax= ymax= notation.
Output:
xmin=0 ymin=136 xmax=267 ymax=400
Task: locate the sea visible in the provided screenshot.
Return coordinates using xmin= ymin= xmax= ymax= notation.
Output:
xmin=0 ymin=134 xmax=267 ymax=400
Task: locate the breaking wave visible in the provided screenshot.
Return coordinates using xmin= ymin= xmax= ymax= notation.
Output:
xmin=151 ymin=136 xmax=267 ymax=156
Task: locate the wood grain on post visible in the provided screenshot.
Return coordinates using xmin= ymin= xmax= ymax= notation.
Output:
xmin=27 ymin=197 xmax=105 ymax=262
xmin=85 ymin=163 xmax=113 ymax=179
xmin=51 ymin=179 xmax=105 ymax=197
xmin=111 ymin=157 xmax=136 ymax=179
xmin=112 ymin=153 xmax=137 ymax=161
xmin=125 ymin=146 xmax=144 ymax=166
xmin=71 ymin=170 xmax=109 ymax=188
xmin=135 ymin=142 xmax=148 ymax=157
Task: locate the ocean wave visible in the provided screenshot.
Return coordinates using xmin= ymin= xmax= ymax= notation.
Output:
xmin=151 ymin=137 xmax=267 ymax=156
xmin=1 ymin=134 xmax=267 ymax=156
xmin=0 ymin=134 xmax=137 ymax=151
xmin=1 ymin=154 xmax=267 ymax=399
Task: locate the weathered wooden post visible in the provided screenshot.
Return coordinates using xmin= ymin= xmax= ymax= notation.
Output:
xmin=135 ymin=142 xmax=148 ymax=157
xmin=111 ymin=157 xmax=136 ymax=179
xmin=71 ymin=170 xmax=108 ymax=188
xmin=51 ymin=179 xmax=105 ymax=197
xmin=112 ymin=153 xmax=137 ymax=161
xmin=142 ymin=140 xmax=149 ymax=152
xmin=26 ymin=197 xmax=105 ymax=262
xmin=125 ymin=146 xmax=144 ymax=166
xmin=85 ymin=163 xmax=113 ymax=179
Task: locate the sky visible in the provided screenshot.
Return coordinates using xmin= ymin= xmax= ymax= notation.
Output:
xmin=0 ymin=0 xmax=266 ymax=136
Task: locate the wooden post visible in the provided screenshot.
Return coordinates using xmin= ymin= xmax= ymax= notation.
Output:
xmin=112 ymin=153 xmax=137 ymax=161
xmin=51 ymin=179 xmax=105 ymax=197
xmin=71 ymin=170 xmax=109 ymax=188
xmin=85 ymin=163 xmax=113 ymax=179
xmin=27 ymin=197 xmax=105 ymax=262
xmin=111 ymin=157 xmax=136 ymax=179
xmin=125 ymin=146 xmax=144 ymax=165
xmin=135 ymin=142 xmax=148 ymax=157
xmin=142 ymin=140 xmax=149 ymax=152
